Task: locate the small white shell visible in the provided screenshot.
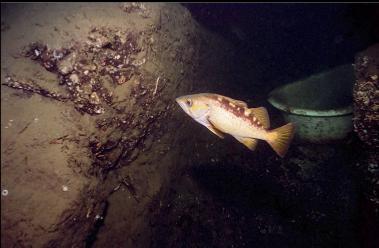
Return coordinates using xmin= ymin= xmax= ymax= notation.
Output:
xmin=62 ymin=185 xmax=69 ymax=192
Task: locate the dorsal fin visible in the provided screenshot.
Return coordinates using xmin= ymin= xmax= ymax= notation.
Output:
xmin=223 ymin=96 xmax=248 ymax=108
xmin=249 ymin=107 xmax=270 ymax=129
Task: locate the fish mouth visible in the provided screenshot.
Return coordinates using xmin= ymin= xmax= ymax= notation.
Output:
xmin=175 ymin=97 xmax=185 ymax=109
xmin=175 ymin=97 xmax=191 ymax=116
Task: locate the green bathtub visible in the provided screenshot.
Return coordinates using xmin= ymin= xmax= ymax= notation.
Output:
xmin=268 ymin=64 xmax=354 ymax=143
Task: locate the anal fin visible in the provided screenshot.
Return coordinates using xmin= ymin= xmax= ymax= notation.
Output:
xmin=233 ymin=136 xmax=259 ymax=151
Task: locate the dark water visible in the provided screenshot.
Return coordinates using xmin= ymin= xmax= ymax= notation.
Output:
xmin=185 ymin=3 xmax=376 ymax=92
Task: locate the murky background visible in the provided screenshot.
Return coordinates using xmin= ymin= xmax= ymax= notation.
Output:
xmin=1 ymin=3 xmax=378 ymax=248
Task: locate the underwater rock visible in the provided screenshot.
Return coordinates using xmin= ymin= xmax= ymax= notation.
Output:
xmin=6 ymin=25 xmax=142 ymax=116
xmin=69 ymin=73 xmax=80 ymax=84
xmin=353 ymin=44 xmax=379 ymax=148
xmin=120 ymin=2 xmax=150 ymax=18
xmin=87 ymin=31 xmax=111 ymax=48
xmin=89 ymin=92 xmax=100 ymax=105
xmin=23 ymin=42 xmax=69 ymax=72
xmin=353 ymin=44 xmax=379 ymax=209
xmin=57 ymin=52 xmax=77 ymax=75
xmin=3 ymin=76 xmax=70 ymax=102
xmin=1 ymin=3 xmax=236 ymax=248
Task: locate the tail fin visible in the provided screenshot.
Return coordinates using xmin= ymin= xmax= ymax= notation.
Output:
xmin=266 ymin=123 xmax=295 ymax=158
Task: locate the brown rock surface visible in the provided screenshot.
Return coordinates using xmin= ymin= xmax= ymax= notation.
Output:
xmin=353 ymin=44 xmax=379 ymax=149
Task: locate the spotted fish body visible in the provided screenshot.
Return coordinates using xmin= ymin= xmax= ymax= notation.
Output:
xmin=207 ymin=95 xmax=268 ymax=140
xmin=176 ymin=93 xmax=295 ymax=157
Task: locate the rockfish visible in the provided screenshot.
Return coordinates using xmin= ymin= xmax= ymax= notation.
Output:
xmin=176 ymin=93 xmax=295 ymax=157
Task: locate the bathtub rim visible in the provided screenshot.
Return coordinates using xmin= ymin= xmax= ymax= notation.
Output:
xmin=267 ymin=94 xmax=353 ymax=117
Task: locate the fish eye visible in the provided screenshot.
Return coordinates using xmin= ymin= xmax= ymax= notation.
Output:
xmin=185 ymin=99 xmax=192 ymax=107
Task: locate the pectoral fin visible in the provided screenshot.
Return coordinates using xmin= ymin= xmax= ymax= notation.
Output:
xmin=233 ymin=136 xmax=259 ymax=151
xmin=194 ymin=114 xmax=225 ymax=139
xmin=206 ymin=123 xmax=225 ymax=139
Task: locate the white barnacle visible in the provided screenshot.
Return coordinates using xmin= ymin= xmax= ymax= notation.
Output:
xmin=229 ymin=102 xmax=236 ymax=108
xmin=252 ymin=116 xmax=257 ymax=122
xmin=2 ymin=189 xmax=8 ymax=196
xmin=244 ymin=110 xmax=250 ymax=116
xmin=62 ymin=185 xmax=69 ymax=192
xmin=53 ymin=50 xmax=64 ymax=60
xmin=95 ymin=214 xmax=103 ymax=220
xmin=132 ymin=58 xmax=146 ymax=66
xmin=34 ymin=49 xmax=41 ymax=57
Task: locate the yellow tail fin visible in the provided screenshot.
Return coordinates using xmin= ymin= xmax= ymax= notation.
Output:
xmin=266 ymin=123 xmax=295 ymax=158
